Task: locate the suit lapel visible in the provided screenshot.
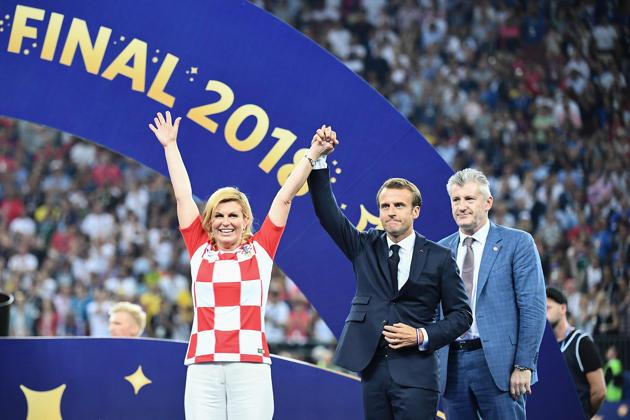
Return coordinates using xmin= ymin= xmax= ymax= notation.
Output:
xmin=448 ymin=234 xmax=459 ymax=258
xmin=398 ymin=233 xmax=427 ymax=297
xmin=476 ymin=222 xmax=502 ymax=299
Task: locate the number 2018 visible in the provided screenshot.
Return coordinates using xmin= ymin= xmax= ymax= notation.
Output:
xmin=186 ymin=80 xmax=308 ymax=194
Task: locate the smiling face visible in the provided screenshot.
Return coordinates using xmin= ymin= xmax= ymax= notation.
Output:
xmin=211 ymin=200 xmax=249 ymax=251
xmin=449 ymin=182 xmax=493 ymax=235
xmin=378 ymin=188 xmax=420 ymax=242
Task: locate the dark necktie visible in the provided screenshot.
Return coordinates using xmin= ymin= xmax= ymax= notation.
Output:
xmin=462 ymin=237 xmax=475 ymax=300
xmin=388 ymin=244 xmax=401 ymax=293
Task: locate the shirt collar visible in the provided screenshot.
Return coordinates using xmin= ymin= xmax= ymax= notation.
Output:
xmin=387 ymin=232 xmax=416 ymax=252
xmin=458 ymin=219 xmax=490 ymax=247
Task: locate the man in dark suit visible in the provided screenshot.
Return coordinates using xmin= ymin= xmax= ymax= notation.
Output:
xmin=438 ymin=168 xmax=547 ymax=419
xmin=307 ymin=126 xmax=472 ymax=420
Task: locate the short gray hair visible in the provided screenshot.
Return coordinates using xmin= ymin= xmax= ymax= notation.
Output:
xmin=446 ymin=168 xmax=492 ymax=199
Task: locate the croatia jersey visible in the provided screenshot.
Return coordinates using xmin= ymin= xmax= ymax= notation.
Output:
xmin=179 ymin=215 xmax=284 ymax=365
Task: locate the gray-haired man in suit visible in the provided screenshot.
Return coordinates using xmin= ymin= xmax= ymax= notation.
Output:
xmin=438 ymin=168 xmax=546 ymax=419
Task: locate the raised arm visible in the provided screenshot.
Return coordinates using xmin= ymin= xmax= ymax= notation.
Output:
xmin=149 ymin=111 xmax=199 ymax=228
xmin=268 ymin=126 xmax=337 ymax=227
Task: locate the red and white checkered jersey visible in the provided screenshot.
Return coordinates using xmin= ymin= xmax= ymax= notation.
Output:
xmin=179 ymin=215 xmax=284 ymax=365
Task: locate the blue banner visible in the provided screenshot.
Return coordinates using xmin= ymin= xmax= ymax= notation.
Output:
xmin=0 ymin=337 xmax=363 ymax=419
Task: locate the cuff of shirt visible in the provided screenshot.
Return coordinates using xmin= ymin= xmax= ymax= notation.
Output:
xmin=312 ymin=156 xmax=327 ymax=169
xmin=418 ymin=328 xmax=429 ymax=351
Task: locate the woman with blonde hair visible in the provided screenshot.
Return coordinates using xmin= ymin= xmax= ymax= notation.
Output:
xmin=149 ymin=111 xmax=336 ymax=420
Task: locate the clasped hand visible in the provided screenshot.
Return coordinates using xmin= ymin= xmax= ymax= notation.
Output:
xmin=311 ymin=125 xmax=338 ymax=156
xmin=382 ymin=323 xmax=421 ymax=349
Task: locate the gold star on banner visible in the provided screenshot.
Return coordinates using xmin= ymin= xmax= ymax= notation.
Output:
xmin=20 ymin=384 xmax=66 ymax=420
xmin=190 ymin=67 xmax=198 ymax=74
xmin=356 ymin=204 xmax=382 ymax=231
xmin=125 ymin=365 xmax=152 ymax=395
xmin=340 ymin=203 xmax=347 ymax=210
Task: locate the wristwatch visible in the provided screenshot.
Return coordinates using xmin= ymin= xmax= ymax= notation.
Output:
xmin=514 ymin=365 xmax=531 ymax=372
xmin=304 ymin=154 xmax=316 ymax=167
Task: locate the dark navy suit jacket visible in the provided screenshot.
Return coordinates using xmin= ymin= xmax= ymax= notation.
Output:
xmin=308 ymin=169 xmax=472 ymax=391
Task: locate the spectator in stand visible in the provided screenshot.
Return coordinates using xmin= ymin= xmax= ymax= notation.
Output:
xmin=603 ymin=345 xmax=624 ymax=402
xmin=86 ymin=288 xmax=113 ymax=337
xmin=9 ymin=290 xmax=38 ymax=336
xmin=286 ymin=294 xmax=311 ymax=345
xmin=36 ymin=298 xmax=59 ymax=336
xmin=265 ymin=285 xmax=290 ymax=347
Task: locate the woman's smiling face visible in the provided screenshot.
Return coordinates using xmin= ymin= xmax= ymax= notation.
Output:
xmin=210 ymin=200 xmax=249 ymax=251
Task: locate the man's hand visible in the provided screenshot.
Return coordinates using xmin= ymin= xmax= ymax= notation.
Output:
xmin=509 ymin=368 xmax=532 ymax=400
xmin=382 ymin=323 xmax=420 ymax=349
xmin=311 ymin=125 xmax=339 ymax=156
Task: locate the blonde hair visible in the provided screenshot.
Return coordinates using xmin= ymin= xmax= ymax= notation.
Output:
xmin=201 ymin=187 xmax=254 ymax=245
xmin=110 ymin=302 xmax=147 ymax=336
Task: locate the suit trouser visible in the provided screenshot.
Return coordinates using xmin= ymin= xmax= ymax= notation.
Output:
xmin=442 ymin=346 xmax=525 ymax=420
xmin=361 ymin=345 xmax=438 ymax=420
xmin=184 ymin=362 xmax=273 ymax=420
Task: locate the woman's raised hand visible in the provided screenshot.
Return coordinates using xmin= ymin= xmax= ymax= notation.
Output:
xmin=149 ymin=111 xmax=181 ymax=147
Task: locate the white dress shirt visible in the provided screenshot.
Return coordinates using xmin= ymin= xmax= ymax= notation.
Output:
xmin=387 ymin=233 xmax=415 ymax=290
xmin=387 ymin=233 xmax=429 ymax=350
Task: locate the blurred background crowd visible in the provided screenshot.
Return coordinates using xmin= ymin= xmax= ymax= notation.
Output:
xmin=1 ymin=0 xmax=628 ymax=383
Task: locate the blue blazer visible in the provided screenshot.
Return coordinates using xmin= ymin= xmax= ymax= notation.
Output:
xmin=438 ymin=222 xmax=547 ymax=392
xmin=308 ymin=169 xmax=472 ymax=391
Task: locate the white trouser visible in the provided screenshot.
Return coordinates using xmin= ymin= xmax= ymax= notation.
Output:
xmin=184 ymin=362 xmax=274 ymax=420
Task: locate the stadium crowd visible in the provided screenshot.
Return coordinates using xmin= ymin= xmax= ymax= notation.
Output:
xmin=1 ymin=0 xmax=628 ymax=370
